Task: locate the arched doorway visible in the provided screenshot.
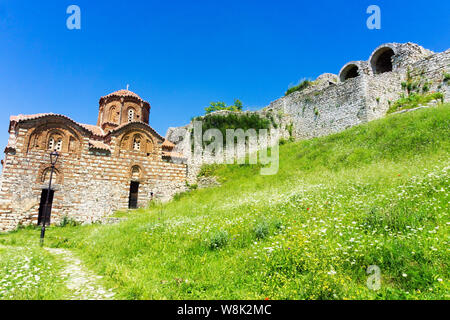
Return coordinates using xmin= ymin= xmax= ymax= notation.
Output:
xmin=128 ymin=165 xmax=142 ymax=209
xmin=370 ymin=47 xmax=395 ymax=74
xmin=340 ymin=64 xmax=360 ymax=82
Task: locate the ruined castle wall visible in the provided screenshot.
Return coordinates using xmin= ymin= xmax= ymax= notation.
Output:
xmin=265 ymin=76 xmax=368 ymax=140
xmin=0 ymin=128 xmax=187 ymax=232
xmin=409 ymin=49 xmax=450 ymax=100
xmin=364 ymin=71 xmax=403 ymax=121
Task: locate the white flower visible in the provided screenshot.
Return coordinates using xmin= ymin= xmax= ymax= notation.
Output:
xmin=402 ymin=273 xmax=407 ymax=278
xmin=328 ymin=270 xmax=337 ymax=276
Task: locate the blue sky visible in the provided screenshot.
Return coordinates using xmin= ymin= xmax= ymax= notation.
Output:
xmin=0 ymin=0 xmax=449 ymax=148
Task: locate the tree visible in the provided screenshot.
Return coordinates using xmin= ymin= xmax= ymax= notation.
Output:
xmin=204 ymin=99 xmax=244 ymax=114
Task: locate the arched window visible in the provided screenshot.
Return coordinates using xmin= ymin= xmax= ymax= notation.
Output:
xmin=48 ymin=138 xmax=55 ymax=150
xmin=128 ymin=109 xmax=135 ymax=123
xmin=131 ymin=165 xmax=141 ymax=180
xmin=55 ymin=139 xmax=63 ymax=152
xmin=48 ymin=132 xmax=64 ymax=152
xmin=133 ymin=135 xmax=141 ymax=151
xmin=109 ymin=106 xmax=118 ymax=122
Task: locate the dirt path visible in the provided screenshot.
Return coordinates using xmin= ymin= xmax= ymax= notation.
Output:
xmin=45 ymin=248 xmax=115 ymax=300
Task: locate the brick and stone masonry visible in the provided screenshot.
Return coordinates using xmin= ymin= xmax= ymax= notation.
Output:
xmin=0 ymin=90 xmax=188 ymax=232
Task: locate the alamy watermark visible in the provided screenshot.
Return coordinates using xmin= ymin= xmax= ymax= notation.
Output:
xmin=66 ymin=5 xmax=81 ymax=30
xmin=169 ymin=121 xmax=280 ymax=176
xmin=366 ymin=265 xmax=381 ymax=290
xmin=366 ymin=5 xmax=381 ymax=30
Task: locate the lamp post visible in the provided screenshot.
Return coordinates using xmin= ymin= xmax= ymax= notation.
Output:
xmin=40 ymin=150 xmax=59 ymax=246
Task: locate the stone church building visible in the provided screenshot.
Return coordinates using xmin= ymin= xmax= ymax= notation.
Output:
xmin=0 ymin=90 xmax=187 ymax=232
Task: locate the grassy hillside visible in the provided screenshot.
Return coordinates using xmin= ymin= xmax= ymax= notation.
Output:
xmin=1 ymin=105 xmax=449 ymax=300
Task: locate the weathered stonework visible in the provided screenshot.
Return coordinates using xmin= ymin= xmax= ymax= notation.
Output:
xmin=167 ymin=42 xmax=449 ymax=179
xmin=0 ymin=90 xmax=188 ymax=232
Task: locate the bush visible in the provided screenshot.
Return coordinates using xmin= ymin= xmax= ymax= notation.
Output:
xmin=444 ymin=73 xmax=450 ymax=82
xmin=191 ymin=113 xmax=271 ymax=147
xmin=254 ymin=220 xmax=269 ymax=239
xmin=285 ymin=80 xmax=311 ymax=96
xmin=387 ymin=92 xmax=444 ymax=114
xmin=58 ymin=216 xmax=80 ymax=227
xmin=205 ymin=99 xmax=243 ymax=114
xmin=208 ymin=230 xmax=229 ymax=250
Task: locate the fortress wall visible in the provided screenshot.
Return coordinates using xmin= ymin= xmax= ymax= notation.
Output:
xmin=409 ymin=49 xmax=450 ymax=100
xmin=265 ymin=76 xmax=368 ymax=140
xmin=163 ymin=43 xmax=449 ymax=185
xmin=365 ymin=71 xmax=403 ymax=121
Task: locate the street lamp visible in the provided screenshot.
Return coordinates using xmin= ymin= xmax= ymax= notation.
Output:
xmin=40 ymin=150 xmax=60 ymax=246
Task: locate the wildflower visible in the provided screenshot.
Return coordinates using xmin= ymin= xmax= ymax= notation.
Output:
xmin=402 ymin=273 xmax=407 ymax=278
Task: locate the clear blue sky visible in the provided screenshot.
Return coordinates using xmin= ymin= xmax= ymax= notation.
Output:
xmin=0 ymin=0 xmax=449 ymax=148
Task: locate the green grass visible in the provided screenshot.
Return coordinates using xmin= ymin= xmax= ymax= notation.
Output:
xmin=285 ymin=79 xmax=312 ymax=96
xmin=387 ymin=92 xmax=444 ymax=114
xmin=0 ymin=244 xmax=69 ymax=299
xmin=1 ymin=105 xmax=449 ymax=300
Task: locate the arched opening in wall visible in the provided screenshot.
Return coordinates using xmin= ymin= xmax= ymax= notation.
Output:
xmin=340 ymin=64 xmax=359 ymax=82
xmin=129 ymin=165 xmax=142 ymax=209
xmin=128 ymin=108 xmax=135 ymax=123
xmin=371 ymin=47 xmax=395 ymax=74
xmin=38 ymin=188 xmax=54 ymax=226
xmin=133 ymin=134 xmax=142 ymax=151
xmin=48 ymin=137 xmax=63 ymax=151
xmin=109 ymin=106 xmax=119 ymax=123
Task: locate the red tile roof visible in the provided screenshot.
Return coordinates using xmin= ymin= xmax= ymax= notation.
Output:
xmin=100 ymin=90 xmax=146 ymax=103
xmin=162 ymin=151 xmax=186 ymax=159
xmin=162 ymin=139 xmax=176 ymax=149
xmin=105 ymin=121 xmax=165 ymax=141
xmin=88 ymin=139 xmax=111 ymax=151
xmin=10 ymin=113 xmax=105 ymax=136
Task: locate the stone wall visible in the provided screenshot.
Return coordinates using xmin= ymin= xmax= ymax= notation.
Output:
xmin=166 ymin=42 xmax=449 ymax=181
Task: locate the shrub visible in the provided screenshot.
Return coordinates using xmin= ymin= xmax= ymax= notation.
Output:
xmin=444 ymin=73 xmax=450 ymax=82
xmin=387 ymin=92 xmax=444 ymax=114
xmin=205 ymin=99 xmax=243 ymax=114
xmin=198 ymin=164 xmax=221 ymax=177
xmin=253 ymin=220 xmax=269 ymax=239
xmin=208 ymin=230 xmax=229 ymax=250
xmin=285 ymin=80 xmax=311 ymax=96
xmin=191 ymin=113 xmax=271 ymax=147
xmin=58 ymin=216 xmax=80 ymax=227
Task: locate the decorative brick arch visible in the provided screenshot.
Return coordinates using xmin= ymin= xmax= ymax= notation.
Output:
xmin=116 ymin=127 xmax=157 ymax=156
xmin=25 ymin=120 xmax=83 ymax=156
xmin=37 ymin=163 xmax=64 ymax=185
xmin=128 ymin=163 xmax=145 ymax=181
xmin=108 ymin=105 xmax=119 ymax=123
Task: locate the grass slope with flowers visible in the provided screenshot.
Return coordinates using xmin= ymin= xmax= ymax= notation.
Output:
xmin=1 ymin=104 xmax=449 ymax=300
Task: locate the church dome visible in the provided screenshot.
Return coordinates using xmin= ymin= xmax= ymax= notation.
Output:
xmin=97 ymin=88 xmax=151 ymax=131
xmin=101 ymin=89 xmax=145 ymax=102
